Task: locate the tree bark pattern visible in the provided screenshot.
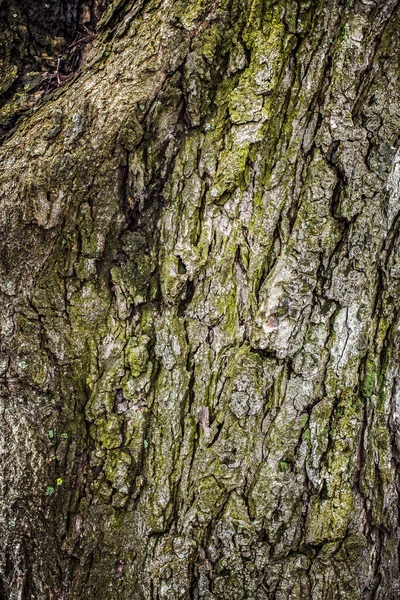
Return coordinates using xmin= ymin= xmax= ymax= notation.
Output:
xmin=1 ymin=1 xmax=400 ymax=599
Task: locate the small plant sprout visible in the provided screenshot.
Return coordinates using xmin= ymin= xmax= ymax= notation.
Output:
xmin=60 ymin=433 xmax=68 ymax=440
xmin=46 ymin=486 xmax=55 ymax=496
xmin=56 ymin=478 xmax=63 ymax=486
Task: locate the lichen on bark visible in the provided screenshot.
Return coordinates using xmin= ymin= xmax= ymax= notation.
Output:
xmin=1 ymin=0 xmax=400 ymax=599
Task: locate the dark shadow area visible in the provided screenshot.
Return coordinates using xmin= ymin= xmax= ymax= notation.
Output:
xmin=0 ymin=0 xmax=107 ymax=138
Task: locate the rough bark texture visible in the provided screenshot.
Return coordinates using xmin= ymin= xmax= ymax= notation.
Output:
xmin=1 ymin=0 xmax=400 ymax=598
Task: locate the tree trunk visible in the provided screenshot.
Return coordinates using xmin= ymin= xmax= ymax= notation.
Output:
xmin=1 ymin=0 xmax=400 ymax=598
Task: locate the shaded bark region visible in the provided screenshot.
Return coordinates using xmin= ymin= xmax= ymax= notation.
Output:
xmin=1 ymin=0 xmax=400 ymax=599
xmin=0 ymin=0 xmax=107 ymax=137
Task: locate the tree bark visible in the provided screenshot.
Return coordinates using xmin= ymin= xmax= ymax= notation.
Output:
xmin=1 ymin=0 xmax=400 ymax=598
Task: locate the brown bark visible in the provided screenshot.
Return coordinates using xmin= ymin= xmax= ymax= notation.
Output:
xmin=1 ymin=1 xmax=400 ymax=598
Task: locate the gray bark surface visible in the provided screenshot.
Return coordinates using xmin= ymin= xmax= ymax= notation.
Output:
xmin=1 ymin=0 xmax=400 ymax=598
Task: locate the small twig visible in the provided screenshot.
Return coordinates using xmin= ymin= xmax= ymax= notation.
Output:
xmin=82 ymin=24 xmax=96 ymax=39
xmin=61 ymin=34 xmax=92 ymax=57
xmin=52 ymin=31 xmax=95 ymax=89
xmin=56 ymin=57 xmax=61 ymax=86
